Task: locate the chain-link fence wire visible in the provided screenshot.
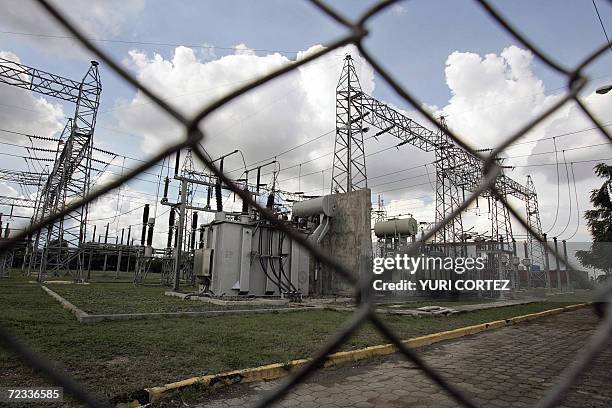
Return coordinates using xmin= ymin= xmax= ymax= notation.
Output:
xmin=0 ymin=0 xmax=611 ymax=407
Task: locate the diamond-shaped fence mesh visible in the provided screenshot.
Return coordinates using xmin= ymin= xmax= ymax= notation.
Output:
xmin=0 ymin=1 xmax=611 ymax=407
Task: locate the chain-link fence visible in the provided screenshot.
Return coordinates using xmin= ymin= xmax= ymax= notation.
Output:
xmin=1 ymin=0 xmax=612 ymax=407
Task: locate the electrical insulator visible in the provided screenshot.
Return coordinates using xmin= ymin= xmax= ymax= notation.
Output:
xmin=163 ymin=177 xmax=169 ymax=200
xmin=266 ymin=193 xmax=274 ymax=209
xmin=199 ymin=225 xmax=205 ymax=249
xmin=168 ymin=209 xmax=175 ymax=227
xmin=174 ymin=149 xmax=181 ymax=176
xmin=192 ymin=212 xmax=198 ymax=229
xmin=242 ymin=186 xmax=249 ymax=213
xmin=146 ymin=219 xmax=154 ymax=247
xmin=141 ymin=204 xmax=149 ymax=246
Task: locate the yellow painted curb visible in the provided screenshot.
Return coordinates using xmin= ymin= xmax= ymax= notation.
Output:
xmin=114 ymin=302 xmax=590 ymax=407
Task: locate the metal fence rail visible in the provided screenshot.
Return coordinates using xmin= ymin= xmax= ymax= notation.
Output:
xmin=0 ymin=1 xmax=611 ymax=407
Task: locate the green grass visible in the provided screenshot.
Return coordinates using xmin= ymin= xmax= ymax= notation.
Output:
xmin=0 ymin=274 xmax=591 ymax=407
xmin=7 ymin=268 xmax=160 ymax=284
xmin=49 ymin=283 xmax=288 ymax=314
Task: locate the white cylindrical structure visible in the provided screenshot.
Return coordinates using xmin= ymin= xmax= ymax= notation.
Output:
xmin=292 ymin=195 xmax=336 ymax=218
xmin=374 ymin=217 xmax=418 ymax=237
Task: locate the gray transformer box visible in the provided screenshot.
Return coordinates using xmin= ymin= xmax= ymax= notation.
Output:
xmin=196 ymin=217 xmax=310 ymax=297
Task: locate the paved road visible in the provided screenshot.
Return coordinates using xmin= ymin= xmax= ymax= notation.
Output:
xmin=195 ymin=308 xmax=611 ymax=407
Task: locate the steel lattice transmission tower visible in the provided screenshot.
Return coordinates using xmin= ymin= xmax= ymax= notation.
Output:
xmin=327 ymin=55 xmax=547 ymax=284
xmin=331 ymin=55 xmax=367 ymax=193
xmin=0 ymin=57 xmax=101 ymax=280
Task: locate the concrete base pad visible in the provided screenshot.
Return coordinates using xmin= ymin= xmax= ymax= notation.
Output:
xmin=29 ymin=280 xmax=90 ymax=285
xmin=164 ymin=291 xmax=290 ymax=306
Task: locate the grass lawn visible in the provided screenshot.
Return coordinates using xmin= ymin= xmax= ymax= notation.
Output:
xmin=0 ymin=273 xmax=593 ymax=407
xmin=48 ymin=282 xmax=291 ymax=314
xmin=39 ymin=269 xmax=161 ymax=284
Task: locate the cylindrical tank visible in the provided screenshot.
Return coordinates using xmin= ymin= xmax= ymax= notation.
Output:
xmin=292 ymin=195 xmax=336 ymax=218
xmin=374 ymin=217 xmax=418 ymax=237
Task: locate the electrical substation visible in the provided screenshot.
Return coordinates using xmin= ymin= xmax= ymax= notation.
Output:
xmin=4 ymin=3 xmax=612 ymax=406
xmin=0 ymin=53 xmax=582 ymax=302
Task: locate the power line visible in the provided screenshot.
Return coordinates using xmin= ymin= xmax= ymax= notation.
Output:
xmin=255 ymin=118 xmax=612 ymax=187
xmin=370 ymin=156 xmax=612 ymax=199
xmin=88 ymin=204 xmax=146 ymax=222
xmin=371 ymin=180 xmax=435 ymax=195
xmin=502 ymin=121 xmax=612 ymax=151
xmin=0 ymin=30 xmax=303 ymax=55
xmin=592 ymin=0 xmax=612 ymax=52
xmin=512 ymin=156 xmax=612 ymax=167
xmin=545 ymin=137 xmax=561 ymax=234
xmin=565 ymin=162 xmax=581 ymax=240
xmin=554 ymin=150 xmax=574 ymax=238
xmin=0 ymin=127 xmax=61 ymax=143
xmin=276 ymin=138 xmax=609 ymax=189
xmin=0 ymin=151 xmax=54 ymax=162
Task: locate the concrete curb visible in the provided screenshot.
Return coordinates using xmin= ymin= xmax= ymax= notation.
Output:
xmin=41 ymin=285 xmax=318 ymax=324
xmin=41 ymin=285 xmax=90 ymax=321
xmin=165 ymin=291 xmax=290 ymax=306
xmin=79 ymin=307 xmax=317 ymax=324
xmin=113 ymin=302 xmax=590 ymax=407
xmin=325 ymin=298 xmax=541 ymax=317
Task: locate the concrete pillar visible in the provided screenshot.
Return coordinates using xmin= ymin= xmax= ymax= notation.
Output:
xmin=317 ymin=189 xmax=373 ymax=297
xmin=543 ymin=233 xmax=551 ymax=291
xmin=553 ymin=237 xmax=561 ymax=290
xmin=563 ymin=240 xmax=570 ymax=290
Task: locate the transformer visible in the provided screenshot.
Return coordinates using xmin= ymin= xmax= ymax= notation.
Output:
xmin=195 ymin=213 xmax=310 ymax=297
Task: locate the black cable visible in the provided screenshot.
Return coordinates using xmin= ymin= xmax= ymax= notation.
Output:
xmin=258 ymin=227 xmax=289 ymax=294
xmin=267 ymin=228 xmax=285 ymax=292
xmin=277 ymin=232 xmax=297 ymax=292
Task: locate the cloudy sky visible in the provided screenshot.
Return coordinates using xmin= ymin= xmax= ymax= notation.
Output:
xmin=0 ymin=0 xmax=611 ymax=249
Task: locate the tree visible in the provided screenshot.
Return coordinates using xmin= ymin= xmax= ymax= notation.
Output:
xmin=576 ymin=163 xmax=612 ymax=275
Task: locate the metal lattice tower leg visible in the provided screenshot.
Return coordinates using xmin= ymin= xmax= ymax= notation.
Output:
xmin=373 ymin=194 xmax=387 ymax=257
xmin=434 ymin=168 xmax=465 ymax=245
xmin=491 ymin=194 xmax=513 ymax=251
xmin=525 ymin=175 xmax=548 ymax=288
xmin=331 ymin=55 xmax=367 ymax=193
xmin=434 ymin=117 xmax=464 ymax=247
